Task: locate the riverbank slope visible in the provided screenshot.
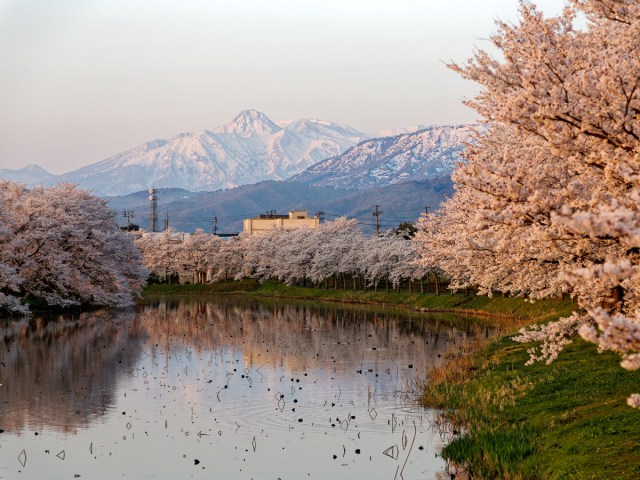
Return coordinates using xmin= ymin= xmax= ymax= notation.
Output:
xmin=143 ymin=280 xmax=573 ymax=323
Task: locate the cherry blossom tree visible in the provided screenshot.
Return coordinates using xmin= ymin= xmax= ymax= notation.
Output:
xmin=415 ymin=125 xmax=572 ymax=299
xmin=415 ymin=0 xmax=640 ymax=406
xmin=240 ymin=227 xmax=283 ymax=282
xmin=175 ymin=230 xmax=222 ymax=284
xmin=308 ymin=218 xmax=363 ymax=289
xmin=0 ymin=181 xmax=147 ymax=314
xmin=0 ymin=211 xmax=27 ymax=315
xmin=135 ymin=229 xmax=181 ymax=281
xmin=212 ymin=235 xmax=247 ymax=282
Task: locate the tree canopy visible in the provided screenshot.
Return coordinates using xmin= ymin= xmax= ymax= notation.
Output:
xmin=0 ymin=181 xmax=147 ymax=315
xmin=415 ymin=0 xmax=640 ymax=407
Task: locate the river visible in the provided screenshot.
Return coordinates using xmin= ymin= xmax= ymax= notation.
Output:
xmin=0 ymin=296 xmax=487 ymax=479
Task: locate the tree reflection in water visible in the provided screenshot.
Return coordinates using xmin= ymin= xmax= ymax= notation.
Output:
xmin=0 ymin=297 xmax=488 ymax=480
xmin=0 ymin=310 xmax=142 ymax=434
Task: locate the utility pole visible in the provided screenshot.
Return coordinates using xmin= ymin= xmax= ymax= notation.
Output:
xmin=123 ymin=210 xmax=134 ymax=229
xmin=425 ymin=206 xmax=429 ymax=215
xmin=315 ymin=211 xmax=325 ymax=223
xmin=148 ymin=188 xmax=158 ymax=232
xmin=211 ymin=216 xmax=218 ymax=234
xmin=163 ymin=207 xmax=169 ymax=231
xmin=371 ymin=204 xmax=383 ymax=236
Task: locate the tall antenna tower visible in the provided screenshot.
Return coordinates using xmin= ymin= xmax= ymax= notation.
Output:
xmin=148 ymin=188 xmax=158 ymax=232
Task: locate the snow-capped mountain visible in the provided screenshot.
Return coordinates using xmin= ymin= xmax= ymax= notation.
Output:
xmin=0 ymin=110 xmax=367 ymax=196
xmin=290 ymin=124 xmax=483 ymax=190
xmin=60 ymin=110 xmax=367 ymax=196
xmin=374 ymin=124 xmax=432 ymax=138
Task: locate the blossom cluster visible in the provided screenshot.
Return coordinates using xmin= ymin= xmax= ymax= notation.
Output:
xmin=0 ymin=181 xmax=147 ymax=314
xmin=414 ymin=0 xmax=640 ymax=407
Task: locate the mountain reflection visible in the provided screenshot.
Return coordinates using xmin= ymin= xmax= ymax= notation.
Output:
xmin=0 ymin=296 xmax=485 ymax=435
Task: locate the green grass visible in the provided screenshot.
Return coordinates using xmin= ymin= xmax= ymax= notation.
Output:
xmin=245 ymin=281 xmax=575 ymax=321
xmin=423 ymin=335 xmax=640 ymax=479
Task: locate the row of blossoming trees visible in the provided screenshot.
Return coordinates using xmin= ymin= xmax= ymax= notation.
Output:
xmin=414 ymin=0 xmax=640 ymax=407
xmin=0 ymin=181 xmax=147 ymax=315
xmin=134 ymin=218 xmax=443 ymax=293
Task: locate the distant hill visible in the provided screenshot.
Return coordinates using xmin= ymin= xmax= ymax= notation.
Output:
xmin=323 ymin=177 xmax=454 ymax=231
xmin=291 ymin=124 xmax=482 ymax=190
xmin=106 ymin=177 xmax=453 ymax=235
xmin=0 ymin=164 xmax=57 ymax=186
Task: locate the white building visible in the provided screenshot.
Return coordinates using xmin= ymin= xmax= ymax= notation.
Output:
xmin=243 ymin=210 xmax=320 ymax=235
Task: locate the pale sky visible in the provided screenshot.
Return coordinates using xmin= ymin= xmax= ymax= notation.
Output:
xmin=0 ymin=0 xmax=567 ymax=174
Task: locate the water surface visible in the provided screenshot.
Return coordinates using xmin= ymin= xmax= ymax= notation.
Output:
xmin=0 ymin=296 xmax=485 ymax=479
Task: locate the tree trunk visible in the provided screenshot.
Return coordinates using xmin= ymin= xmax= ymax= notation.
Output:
xmin=435 ymin=274 xmax=440 ymax=296
xmin=612 ymin=285 xmax=625 ymax=310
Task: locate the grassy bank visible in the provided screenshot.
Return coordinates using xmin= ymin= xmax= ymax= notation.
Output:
xmin=142 ymin=280 xmax=574 ymax=324
xmin=250 ymin=280 xmax=573 ymax=321
xmin=142 ymin=279 xmax=261 ymax=295
xmin=423 ymin=330 xmax=640 ymax=479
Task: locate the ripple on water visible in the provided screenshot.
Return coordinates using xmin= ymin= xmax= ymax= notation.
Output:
xmin=0 ymin=297 xmax=476 ymax=479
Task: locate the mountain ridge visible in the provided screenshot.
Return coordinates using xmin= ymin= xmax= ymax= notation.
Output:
xmin=0 ymin=110 xmax=368 ymax=196
xmin=0 ymin=113 xmax=480 ymax=197
xmin=290 ymin=123 xmax=483 ymax=190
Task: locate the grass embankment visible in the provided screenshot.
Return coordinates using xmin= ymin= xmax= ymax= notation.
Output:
xmin=142 ymin=279 xmax=261 ymax=295
xmin=423 ymin=326 xmax=640 ymax=479
xmin=142 ymin=280 xmax=572 ymax=323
